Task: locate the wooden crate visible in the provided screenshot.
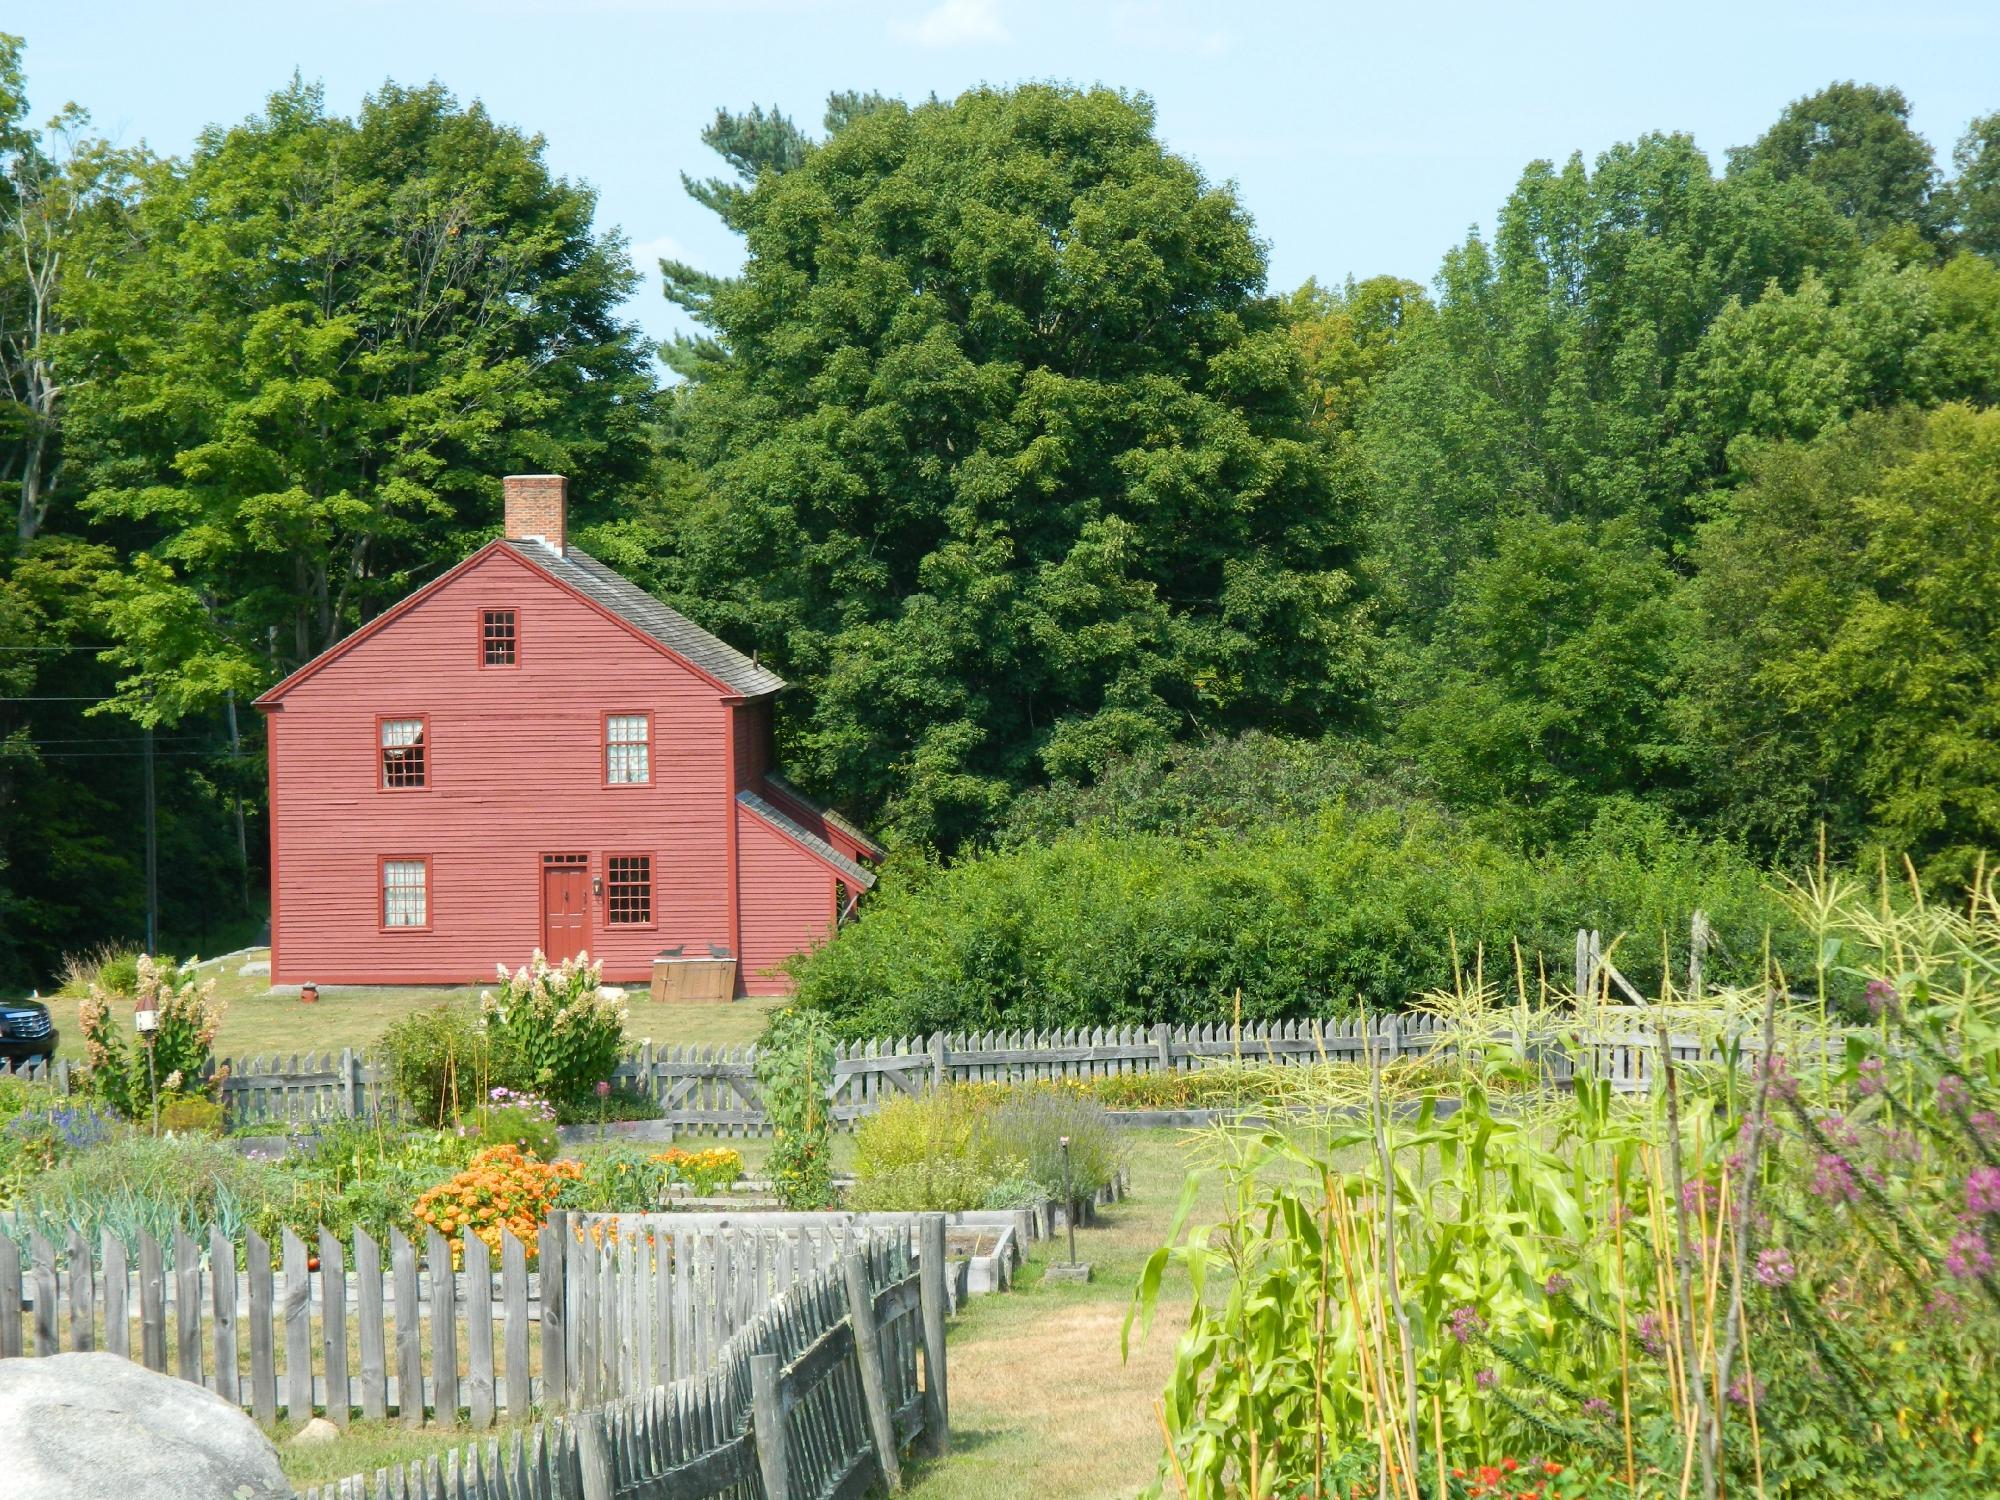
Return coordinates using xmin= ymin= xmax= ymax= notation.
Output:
xmin=649 ymin=957 xmax=737 ymax=1004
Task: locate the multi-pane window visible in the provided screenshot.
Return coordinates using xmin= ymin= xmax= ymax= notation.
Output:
xmin=606 ymin=855 xmax=652 ymax=925
xmin=383 ymin=860 xmax=428 ymax=928
xmin=606 ymin=714 xmax=650 ymax=784
xmin=482 ymin=609 xmax=517 ymax=666
xmin=380 ymin=718 xmax=427 ymax=788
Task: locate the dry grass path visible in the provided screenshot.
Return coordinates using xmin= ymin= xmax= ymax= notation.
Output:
xmin=899 ymin=1129 xmax=1214 ymax=1499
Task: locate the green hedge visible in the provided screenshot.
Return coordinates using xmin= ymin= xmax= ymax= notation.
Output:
xmin=791 ymin=803 xmax=1809 ymax=1037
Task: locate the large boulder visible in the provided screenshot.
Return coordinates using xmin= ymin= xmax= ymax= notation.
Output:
xmin=0 ymin=1351 xmax=291 ymax=1500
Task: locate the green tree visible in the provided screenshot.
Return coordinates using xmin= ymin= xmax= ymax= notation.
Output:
xmin=1396 ymin=513 xmax=1693 ymax=846
xmin=1727 ymin=81 xmax=1943 ymax=244
xmin=1685 ymin=405 xmax=2000 ymax=876
xmin=657 ymin=85 xmax=1371 ymax=849
xmin=1953 ymin=111 xmax=2000 ymax=258
xmin=1360 ymin=131 xmax=1851 ymax=635
xmin=63 ymin=76 xmax=655 ymax=724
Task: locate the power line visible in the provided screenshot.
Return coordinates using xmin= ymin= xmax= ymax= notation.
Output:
xmin=0 ymin=695 xmax=117 ymax=702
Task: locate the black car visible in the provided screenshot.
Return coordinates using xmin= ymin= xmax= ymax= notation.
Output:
xmin=0 ymin=996 xmax=59 ymax=1068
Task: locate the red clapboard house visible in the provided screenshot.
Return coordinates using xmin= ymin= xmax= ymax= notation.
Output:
xmin=254 ymin=475 xmax=880 ymax=995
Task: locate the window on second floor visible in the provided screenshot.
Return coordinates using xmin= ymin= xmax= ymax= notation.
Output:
xmin=482 ymin=608 xmax=517 ymax=666
xmin=380 ymin=717 xmax=427 ymax=789
xmin=605 ymin=713 xmax=650 ymax=785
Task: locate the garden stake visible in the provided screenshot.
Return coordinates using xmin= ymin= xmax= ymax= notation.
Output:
xmin=1366 ymin=1002 xmax=1421 ymax=1472
xmin=1060 ymin=1136 xmax=1076 ymax=1266
xmin=1152 ymin=1398 xmax=1192 ymax=1500
xmin=1432 ymin=1391 xmax=1446 ymax=1500
xmin=1613 ymin=1155 xmax=1638 ymax=1492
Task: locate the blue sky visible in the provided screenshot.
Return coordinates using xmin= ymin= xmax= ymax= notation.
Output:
xmin=21 ymin=1 xmax=2000 ymax=364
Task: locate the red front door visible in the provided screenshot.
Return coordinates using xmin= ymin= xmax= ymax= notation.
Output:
xmin=541 ymin=858 xmax=590 ymax=963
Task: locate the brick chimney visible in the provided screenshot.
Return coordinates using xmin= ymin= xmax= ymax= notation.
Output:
xmin=503 ymin=474 xmax=567 ymax=554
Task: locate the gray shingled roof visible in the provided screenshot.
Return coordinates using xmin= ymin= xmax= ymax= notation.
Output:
xmin=764 ymin=772 xmax=887 ymax=859
xmin=737 ymin=789 xmax=878 ymax=889
xmin=508 ymin=540 xmax=786 ymax=699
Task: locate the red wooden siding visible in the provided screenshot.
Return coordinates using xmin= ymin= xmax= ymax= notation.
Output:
xmin=264 ymin=547 xmax=734 ymax=986
xmin=735 ymin=801 xmax=840 ymax=996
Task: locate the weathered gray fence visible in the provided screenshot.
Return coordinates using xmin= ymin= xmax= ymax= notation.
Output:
xmin=0 ymin=1211 xmax=920 ymax=1436
xmin=294 ymin=1233 xmax=943 ymax=1500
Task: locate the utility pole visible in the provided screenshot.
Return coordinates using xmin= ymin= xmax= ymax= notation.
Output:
xmin=143 ymin=724 xmax=158 ymax=954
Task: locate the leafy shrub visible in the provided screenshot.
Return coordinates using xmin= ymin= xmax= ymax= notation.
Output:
xmin=979 ymin=1175 xmax=1048 ymax=1210
xmin=60 ymin=944 xmax=189 ymax=999
xmin=756 ymin=1008 xmax=836 ymax=1209
xmin=850 ymin=1088 xmax=1015 ymax=1212
xmin=0 ymin=1101 xmax=118 ymax=1207
xmin=552 ymin=1083 xmax=661 ymax=1126
xmin=558 ymin=1144 xmax=670 ymax=1213
xmin=480 ymin=953 xmax=626 ymax=1108
xmin=254 ymin=1118 xmax=474 ymax=1247
xmin=156 ymin=1095 xmax=224 ymax=1134
xmin=984 ymin=1088 xmax=1119 ymax=1201
xmin=78 ymin=955 xmax=224 ymax=1118
xmin=412 ymin=1144 xmax=579 ymax=1267
xmin=13 ymin=1131 xmax=274 ymax=1253
xmin=471 ymin=1096 xmax=559 ymax=1162
xmin=791 ymin=804 xmax=1806 ymax=1036
xmin=651 ymin=1146 xmax=744 ymax=1197
xmin=379 ymin=1002 xmax=492 ymax=1126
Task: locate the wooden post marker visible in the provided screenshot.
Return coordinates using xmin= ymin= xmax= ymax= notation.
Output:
xmin=919 ymin=1213 xmax=950 ymax=1457
xmin=844 ymin=1252 xmax=902 ymax=1491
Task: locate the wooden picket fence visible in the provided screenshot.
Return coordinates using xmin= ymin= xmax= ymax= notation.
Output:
xmin=0 ymin=1210 xmax=921 ymax=1436
xmin=0 ymin=917 xmax=1836 ymax=1130
xmin=293 ymin=1229 xmax=941 ymax=1500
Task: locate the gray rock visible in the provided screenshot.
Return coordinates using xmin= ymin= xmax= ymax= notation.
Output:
xmin=0 ymin=1351 xmax=291 ymax=1500
xmin=290 ymin=1415 xmax=340 ymax=1446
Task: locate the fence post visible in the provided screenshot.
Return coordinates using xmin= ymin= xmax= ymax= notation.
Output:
xmin=539 ymin=1214 xmax=567 ymax=1411
xmin=918 ymin=1213 xmax=950 ymax=1457
xmin=576 ymin=1407 xmax=615 ymax=1500
xmin=30 ymin=1232 xmax=57 ymax=1356
xmin=1574 ymin=928 xmax=1589 ymax=999
xmin=391 ymin=1228 xmax=423 ymax=1427
xmin=751 ymin=1351 xmax=791 ymax=1500
xmin=210 ymin=1227 xmax=239 ymax=1408
xmin=281 ymin=1229 xmax=310 ymax=1421
xmin=1689 ymin=909 xmax=1709 ymax=999
xmin=341 ymin=1047 xmax=362 ymax=1117
xmin=1152 ymin=1023 xmax=1171 ymax=1075
xmin=54 ymin=1058 xmax=70 ymax=1096
xmin=0 ymin=1236 xmax=19 ymax=1358
xmin=318 ymin=1229 xmax=348 ymax=1425
xmin=929 ymin=1032 xmax=947 ymax=1091
xmin=844 ymin=1253 xmax=903 ymax=1492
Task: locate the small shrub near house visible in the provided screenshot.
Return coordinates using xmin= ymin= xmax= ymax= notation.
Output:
xmin=480 ymin=952 xmax=626 ymax=1110
xmin=380 ymin=1001 xmax=493 ymax=1126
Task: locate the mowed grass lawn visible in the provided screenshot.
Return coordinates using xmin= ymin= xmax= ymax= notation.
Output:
xmin=42 ymin=949 xmax=780 ymax=1064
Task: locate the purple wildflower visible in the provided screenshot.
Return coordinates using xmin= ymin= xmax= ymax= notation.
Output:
xmin=1855 ymin=1057 xmax=1887 ymax=1096
xmin=1681 ymin=1178 xmax=1722 ymax=1217
xmin=1926 ymin=1288 xmax=1964 ymax=1322
xmin=1475 ymin=1368 xmax=1497 ymax=1390
xmin=1972 ymin=1110 xmax=2000 ymax=1144
xmin=1726 ymin=1372 xmax=1765 ymax=1408
xmin=1938 ymin=1075 xmax=1971 ymax=1112
xmin=1754 ymin=1247 xmax=1797 ymax=1287
xmin=1944 ymin=1230 xmax=1994 ymax=1281
xmin=1582 ymin=1397 xmax=1614 ymax=1421
xmin=1967 ymin=1167 xmax=2000 ymax=1218
xmin=1635 ymin=1312 xmax=1667 ymax=1358
xmin=1761 ymin=1054 xmax=1799 ymax=1103
xmin=1542 ymin=1271 xmax=1571 ymax=1298
xmin=1864 ymin=978 xmax=1898 ymax=1018
xmin=1811 ymin=1153 xmax=1862 ymax=1205
xmin=1447 ymin=1306 xmax=1486 ymax=1345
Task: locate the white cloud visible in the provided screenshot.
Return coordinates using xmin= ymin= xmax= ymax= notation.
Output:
xmin=631 ymin=233 xmax=696 ymax=269
xmin=894 ymin=0 xmax=1009 ymax=48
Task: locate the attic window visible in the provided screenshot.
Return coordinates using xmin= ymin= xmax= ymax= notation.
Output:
xmin=380 ymin=717 xmax=427 ymax=789
xmin=605 ymin=713 xmax=650 ymax=785
xmin=482 ymin=609 xmax=517 ymax=666
xmin=606 ymin=855 xmax=653 ymax=925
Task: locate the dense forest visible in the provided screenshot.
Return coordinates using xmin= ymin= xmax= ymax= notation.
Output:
xmin=4 ymin=32 xmax=1998 ymax=1003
